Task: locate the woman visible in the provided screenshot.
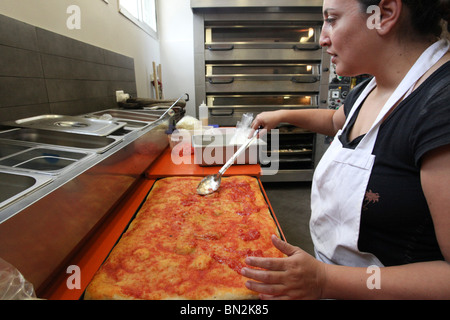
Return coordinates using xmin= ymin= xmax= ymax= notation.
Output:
xmin=242 ymin=0 xmax=450 ymax=299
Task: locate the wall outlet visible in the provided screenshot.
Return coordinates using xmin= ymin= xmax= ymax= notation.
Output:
xmin=115 ymin=90 xmax=129 ymax=103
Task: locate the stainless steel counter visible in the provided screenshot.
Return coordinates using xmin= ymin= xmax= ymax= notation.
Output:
xmin=0 ymin=109 xmax=172 ymax=292
xmin=191 ymin=0 xmax=323 ymax=8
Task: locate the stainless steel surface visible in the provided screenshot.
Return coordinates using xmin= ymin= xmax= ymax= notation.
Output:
xmin=0 ymin=146 xmax=93 ymax=175
xmin=207 ymin=94 xmax=317 ymax=108
xmin=191 ymin=0 xmax=323 ymax=8
xmin=4 ymin=115 xmax=126 ymax=136
xmin=206 ymin=63 xmax=320 ymax=79
xmin=204 ymin=23 xmax=322 ymax=62
xmin=204 ymin=48 xmax=322 ymax=62
xmin=0 ymin=170 xmax=52 ymax=211
xmin=0 ymin=128 xmax=121 ymax=153
xmin=206 ymin=63 xmax=321 ymax=93
xmin=206 ymin=93 xmax=317 ymax=126
xmin=0 ymin=106 xmax=177 ymax=292
xmin=193 ymin=5 xmax=330 ymax=182
xmin=197 ymin=130 xmax=258 ymax=195
xmin=205 ymin=25 xmax=321 ymax=48
xmin=0 ymin=142 xmax=30 ymax=158
xmin=0 ymin=116 xmax=170 ymax=224
xmin=86 ymin=110 xmax=159 ymax=125
xmin=197 ymin=173 xmax=221 ymax=195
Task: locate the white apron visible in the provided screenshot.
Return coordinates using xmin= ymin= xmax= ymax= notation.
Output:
xmin=310 ymin=39 xmax=450 ymax=267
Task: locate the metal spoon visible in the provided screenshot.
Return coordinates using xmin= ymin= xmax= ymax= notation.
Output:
xmin=158 ymin=93 xmax=188 ymax=120
xmin=197 ymin=129 xmax=259 ymax=195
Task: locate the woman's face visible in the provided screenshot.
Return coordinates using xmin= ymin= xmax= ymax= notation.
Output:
xmin=320 ymin=0 xmax=376 ymax=76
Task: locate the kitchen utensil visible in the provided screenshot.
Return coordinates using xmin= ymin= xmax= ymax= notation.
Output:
xmin=197 ymin=129 xmax=259 ymax=195
xmin=159 ymin=93 xmax=188 ymax=120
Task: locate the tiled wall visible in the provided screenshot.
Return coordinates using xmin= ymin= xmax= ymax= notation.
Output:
xmin=0 ymin=14 xmax=137 ymax=122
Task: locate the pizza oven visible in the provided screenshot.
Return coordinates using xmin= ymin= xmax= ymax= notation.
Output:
xmin=192 ymin=3 xmax=330 ymax=182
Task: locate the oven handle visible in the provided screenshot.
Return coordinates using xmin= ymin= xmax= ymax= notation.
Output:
xmin=293 ymin=44 xmax=321 ymax=51
xmin=207 ymin=45 xmax=235 ymax=51
xmin=291 ymin=76 xmax=320 ymax=84
xmin=209 ymin=108 xmax=234 ymax=116
xmin=208 ymin=77 xmax=235 ymax=84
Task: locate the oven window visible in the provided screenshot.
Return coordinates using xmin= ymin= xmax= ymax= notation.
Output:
xmin=208 ymin=95 xmax=315 ymax=107
xmin=208 ymin=26 xmax=318 ymax=43
xmin=207 ymin=64 xmax=317 ymax=76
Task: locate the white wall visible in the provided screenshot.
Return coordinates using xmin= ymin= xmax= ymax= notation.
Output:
xmin=158 ymin=0 xmax=196 ymax=115
xmin=0 ymin=0 xmax=160 ymax=99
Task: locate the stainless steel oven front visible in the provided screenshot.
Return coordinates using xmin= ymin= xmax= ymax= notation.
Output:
xmin=193 ymin=5 xmax=330 ymax=182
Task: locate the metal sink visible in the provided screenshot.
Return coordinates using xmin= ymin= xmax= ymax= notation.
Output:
xmin=0 ymin=128 xmax=121 ymax=153
xmin=0 ymin=170 xmax=52 ymax=213
xmin=0 ymin=147 xmax=93 ymax=175
xmin=0 ymin=142 xmax=30 ymax=158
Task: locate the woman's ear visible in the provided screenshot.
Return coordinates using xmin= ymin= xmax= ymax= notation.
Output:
xmin=376 ymin=0 xmax=403 ymax=36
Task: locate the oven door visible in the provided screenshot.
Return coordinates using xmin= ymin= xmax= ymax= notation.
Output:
xmin=207 ymin=94 xmax=318 ymax=127
xmin=205 ymin=24 xmax=322 ymax=61
xmin=206 ymin=63 xmax=321 ymax=93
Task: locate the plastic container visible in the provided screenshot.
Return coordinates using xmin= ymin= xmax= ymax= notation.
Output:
xmin=192 ymin=128 xmax=266 ymax=166
xmin=199 ymin=101 xmax=208 ymax=126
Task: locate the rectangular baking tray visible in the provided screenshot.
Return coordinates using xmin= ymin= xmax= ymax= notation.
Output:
xmin=80 ymin=176 xmax=285 ymax=300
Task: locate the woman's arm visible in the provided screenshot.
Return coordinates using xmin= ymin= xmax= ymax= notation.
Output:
xmin=243 ymin=239 xmax=450 ymax=300
xmin=242 ymin=144 xmax=450 ymax=300
xmin=250 ymin=107 xmax=346 ymax=137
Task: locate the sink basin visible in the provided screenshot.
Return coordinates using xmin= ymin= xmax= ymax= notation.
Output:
xmin=0 ymin=171 xmax=52 ymax=213
xmin=0 ymin=147 xmax=93 ymax=174
xmin=0 ymin=143 xmax=30 ymax=158
xmin=0 ymin=128 xmax=120 ymax=153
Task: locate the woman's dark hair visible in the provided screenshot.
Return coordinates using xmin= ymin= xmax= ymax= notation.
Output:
xmin=358 ymin=0 xmax=450 ymax=37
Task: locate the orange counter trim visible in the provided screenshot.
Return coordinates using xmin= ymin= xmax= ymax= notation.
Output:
xmin=41 ymin=147 xmax=280 ymax=300
xmin=145 ymin=147 xmax=262 ymax=179
xmin=40 ymin=178 xmax=156 ymax=300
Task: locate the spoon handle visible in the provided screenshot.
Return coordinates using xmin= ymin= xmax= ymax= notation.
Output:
xmin=218 ymin=129 xmax=259 ymax=176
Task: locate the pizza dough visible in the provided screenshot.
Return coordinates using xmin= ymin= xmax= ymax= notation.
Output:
xmin=84 ymin=176 xmax=284 ymax=300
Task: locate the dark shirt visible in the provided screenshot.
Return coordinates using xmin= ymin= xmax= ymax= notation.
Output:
xmin=339 ymin=62 xmax=450 ymax=266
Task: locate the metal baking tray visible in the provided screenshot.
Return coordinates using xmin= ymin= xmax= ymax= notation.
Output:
xmin=3 ymin=115 xmax=126 ymax=136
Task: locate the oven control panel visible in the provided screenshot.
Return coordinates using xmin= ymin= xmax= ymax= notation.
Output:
xmin=328 ymin=63 xmax=351 ymax=110
xmin=328 ymin=82 xmax=351 ymax=110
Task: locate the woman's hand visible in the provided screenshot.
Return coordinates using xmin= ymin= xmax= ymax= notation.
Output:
xmin=251 ymin=111 xmax=283 ymax=131
xmin=241 ymin=235 xmax=327 ymax=300
xmin=248 ymin=110 xmax=284 ymax=137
